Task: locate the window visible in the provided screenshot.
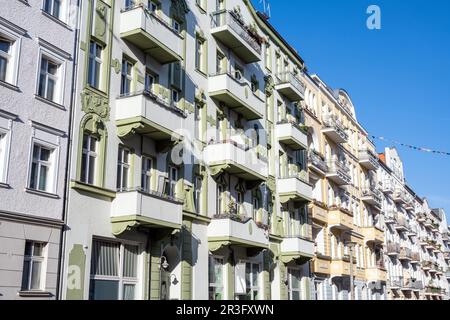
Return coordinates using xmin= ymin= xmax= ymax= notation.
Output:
xmin=120 ymin=58 xmax=133 ymax=95
xmin=216 ymin=51 xmax=226 ymax=74
xmin=217 ymin=185 xmax=223 ymax=215
xmin=43 ymin=0 xmax=61 ymax=19
xmin=124 ymin=0 xmax=135 ymax=8
xmin=243 ymin=263 xmax=260 ymax=300
xmin=89 ymin=240 xmax=140 ymax=300
xmin=21 ymin=241 xmax=46 ymax=291
xmin=88 ymin=41 xmax=103 ymax=90
xmin=0 ymin=132 xmax=6 ymax=182
xmin=145 ymin=71 xmax=155 ymax=93
xmin=29 ymin=144 xmax=53 ymax=192
xmin=168 ymin=166 xmax=178 ymax=197
xmin=117 ymin=146 xmax=130 ymax=192
xmin=209 ymin=256 xmax=224 ymax=300
xmin=81 ymin=134 xmax=98 ymax=185
xmin=148 ymin=1 xmax=159 ymax=12
xmin=171 ymin=89 xmax=180 ymax=107
xmin=141 ymin=156 xmax=153 ymax=193
xmin=172 ymin=19 xmax=181 ymax=33
xmin=38 ymin=57 xmax=59 ymax=102
xmin=0 ymin=37 xmax=12 ymax=82
xmin=195 ymin=36 xmax=206 ymax=73
xmin=234 ymin=64 xmax=243 ymax=80
xmin=251 ymin=76 xmax=258 ymax=93
xmin=287 ymin=268 xmax=302 ymax=300
xmin=265 ymin=43 xmax=271 ymax=70
xmin=194 ymin=175 xmax=202 ymax=213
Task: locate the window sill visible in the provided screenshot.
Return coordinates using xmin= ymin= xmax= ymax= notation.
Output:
xmin=18 ymin=290 xmax=53 ymax=298
xmin=34 ymin=95 xmax=66 ymax=110
xmin=71 ymin=180 xmax=116 ymax=200
xmin=85 ymin=85 xmax=108 ymax=98
xmin=0 ymin=182 xmax=11 ymax=189
xmin=41 ymin=10 xmax=73 ymax=30
xmin=0 ymin=80 xmax=20 ymax=92
xmin=195 ymin=68 xmax=208 ymax=79
xmin=25 ymin=187 xmax=60 ymax=199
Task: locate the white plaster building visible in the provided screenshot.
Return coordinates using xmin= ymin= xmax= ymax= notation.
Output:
xmin=0 ymin=0 xmax=78 ymax=299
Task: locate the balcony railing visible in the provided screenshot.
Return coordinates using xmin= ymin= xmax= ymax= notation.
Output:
xmin=326 ymin=160 xmax=351 ymax=185
xmin=360 ymin=186 xmax=382 ymax=208
xmin=308 ymin=149 xmax=328 ymax=174
xmin=359 ymin=149 xmax=379 ymax=170
xmin=387 ymin=242 xmax=400 ymax=255
xmin=275 ymin=71 xmax=306 ymax=101
xmin=399 ymin=247 xmax=412 ymax=260
xmin=210 ymin=10 xmax=262 ymax=63
xmin=322 ymin=115 xmax=349 ymax=143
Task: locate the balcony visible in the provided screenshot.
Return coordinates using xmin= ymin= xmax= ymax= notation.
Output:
xmin=446 ymin=269 xmax=450 ymax=279
xmin=381 ymin=180 xmax=395 ymax=194
xmin=360 ymin=187 xmax=382 ymax=209
xmin=120 ymin=5 xmax=183 ymax=64
xmin=275 ymin=72 xmax=306 ymax=101
xmin=111 ymin=189 xmax=183 ymax=233
xmin=281 ymin=236 xmax=315 ymax=262
xmin=276 ymin=119 xmax=308 ymax=150
xmin=393 ymin=189 xmax=408 ymax=204
xmin=115 ymin=90 xmax=186 ymax=140
xmin=210 ymin=10 xmax=262 ymax=64
xmin=366 ymin=266 xmax=387 ymax=282
xmin=330 ymin=258 xmax=352 ymax=276
xmin=208 ymin=214 xmax=269 ymax=250
xmin=399 ymin=247 xmax=412 ymax=261
xmin=404 ymin=200 xmax=415 ymax=211
xmin=209 ymin=72 xmax=265 ymax=120
xmin=278 ymin=175 xmax=313 ymax=203
xmin=422 ymin=260 xmax=432 ymax=271
xmin=394 ymin=215 xmax=410 ymax=232
xmin=384 ymin=211 xmax=398 ymax=225
xmin=326 ymin=160 xmax=351 ymax=185
xmin=309 ymin=201 xmax=328 ymax=224
xmin=411 ymin=252 xmax=421 ymax=264
xmin=308 ymin=150 xmax=328 ymax=176
xmin=321 ymin=116 xmax=348 ymax=144
xmin=311 ymin=255 xmax=331 ymax=275
xmin=328 ymin=207 xmax=353 ymax=230
xmin=203 ymin=141 xmax=268 ymax=181
xmin=359 ymin=150 xmax=379 ymax=170
xmin=361 ymin=226 xmax=384 ymax=244
xmin=386 ymin=242 xmax=400 ymax=256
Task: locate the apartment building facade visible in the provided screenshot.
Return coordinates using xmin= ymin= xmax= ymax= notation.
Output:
xmin=58 ymin=0 xmax=316 ymax=301
xmin=0 ymin=0 xmax=78 ymax=299
xmin=379 ymin=148 xmax=450 ymax=300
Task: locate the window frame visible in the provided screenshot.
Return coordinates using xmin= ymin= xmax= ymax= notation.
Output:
xmin=208 ymin=255 xmax=224 ymax=300
xmin=0 ymin=22 xmax=24 ymax=86
xmin=120 ymin=58 xmax=133 ymax=96
xmin=37 ymin=56 xmax=61 ymax=103
xmin=89 ymin=238 xmax=142 ymax=300
xmin=194 ymin=175 xmax=202 ymax=213
xmin=43 ymin=0 xmax=63 ymax=21
xmin=28 ymin=143 xmax=55 ymax=193
xmin=168 ymin=165 xmax=178 ymax=198
xmin=0 ymin=128 xmax=10 ymax=184
xmin=80 ymin=133 xmax=99 ymax=185
xmin=87 ymin=40 xmax=103 ymax=90
xmin=141 ymin=155 xmax=154 ymax=193
xmin=287 ymin=267 xmax=302 ymax=300
xmin=21 ymin=241 xmax=47 ymax=292
xmin=117 ymin=146 xmax=131 ymax=192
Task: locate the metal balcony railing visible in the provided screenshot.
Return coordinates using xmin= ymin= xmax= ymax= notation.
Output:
xmin=322 ymin=116 xmax=349 ymax=141
xmin=276 ymin=71 xmax=306 ymax=95
xmin=359 ymin=149 xmax=379 ymax=166
xmin=327 ymin=160 xmax=350 ymax=176
xmin=361 ymin=187 xmax=382 ymax=205
xmin=211 ymin=10 xmax=262 ymax=55
xmin=387 ymin=242 xmax=401 ymax=255
xmin=308 ymin=149 xmax=328 ymax=173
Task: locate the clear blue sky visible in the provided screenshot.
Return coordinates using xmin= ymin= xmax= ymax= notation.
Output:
xmin=254 ymin=0 xmax=450 ymax=223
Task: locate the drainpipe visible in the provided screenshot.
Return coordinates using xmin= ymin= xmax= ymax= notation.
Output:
xmin=56 ymin=0 xmax=82 ymax=300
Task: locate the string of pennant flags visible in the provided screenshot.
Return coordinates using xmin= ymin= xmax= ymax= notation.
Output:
xmin=344 ymin=126 xmax=450 ymax=156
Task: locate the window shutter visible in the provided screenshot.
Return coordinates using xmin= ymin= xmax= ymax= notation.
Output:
xmin=235 ymin=262 xmax=246 ymax=295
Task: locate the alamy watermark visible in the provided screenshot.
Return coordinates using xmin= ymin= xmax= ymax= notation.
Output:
xmin=367 ymin=5 xmax=382 ymax=30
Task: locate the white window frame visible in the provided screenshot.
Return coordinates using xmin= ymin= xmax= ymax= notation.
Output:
xmin=88 ymin=41 xmax=103 ymax=90
xmin=0 ymin=113 xmax=13 ymax=184
xmin=287 ymin=267 xmax=302 ymax=300
xmin=42 ymin=0 xmax=67 ymax=22
xmin=208 ymin=256 xmax=224 ymax=300
xmin=117 ymin=146 xmax=131 ymax=192
xmin=120 ymin=58 xmax=133 ymax=95
xmin=168 ymin=166 xmax=178 ymax=197
xmin=81 ymin=133 xmax=98 ymax=185
xmin=0 ymin=19 xmax=25 ymax=86
xmin=194 ymin=175 xmax=202 ymax=213
xmin=21 ymin=241 xmax=48 ymax=292
xmin=37 ymin=56 xmax=60 ymax=103
xmin=89 ymin=238 xmax=142 ymax=300
xmin=36 ymin=40 xmax=68 ymax=106
xmin=243 ymin=261 xmax=261 ymax=301
xmin=28 ymin=143 xmax=55 ymax=193
xmin=141 ymin=156 xmax=153 ymax=193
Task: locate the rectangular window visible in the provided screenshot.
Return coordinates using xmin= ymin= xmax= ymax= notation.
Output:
xmin=21 ymin=241 xmax=46 ymax=291
xmin=287 ymin=268 xmax=302 ymax=300
xmin=89 ymin=240 xmax=139 ymax=300
xmin=209 ymin=256 xmax=224 ymax=300
xmin=88 ymin=41 xmax=103 ymax=90
xmin=172 ymin=19 xmax=181 ymax=33
xmin=38 ymin=57 xmax=59 ymax=102
xmin=144 ymin=71 xmax=155 ymax=94
xmin=171 ymin=89 xmax=180 ymax=107
xmin=216 ymin=185 xmax=223 ymax=215
xmin=81 ymin=134 xmax=98 ymax=185
xmin=0 ymin=132 xmax=6 ymax=182
xmin=0 ymin=37 xmax=12 ymax=82
xmin=148 ymin=1 xmax=159 ymax=12
xmin=243 ymin=263 xmax=260 ymax=300
xmin=141 ymin=156 xmax=153 ymax=193
xmin=216 ymin=51 xmax=225 ymax=74
xmin=168 ymin=166 xmax=178 ymax=197
xmin=43 ymin=0 xmax=61 ymax=19
xmin=234 ymin=64 xmax=243 ymax=81
xmin=194 ymin=175 xmax=202 ymax=213
xmin=195 ymin=37 xmax=205 ymax=73
xmin=120 ymin=58 xmax=133 ymax=95
xmin=117 ymin=146 xmax=130 ymax=192
xmin=29 ymin=144 xmax=53 ymax=192
xmin=125 ymin=0 xmax=135 ymax=8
